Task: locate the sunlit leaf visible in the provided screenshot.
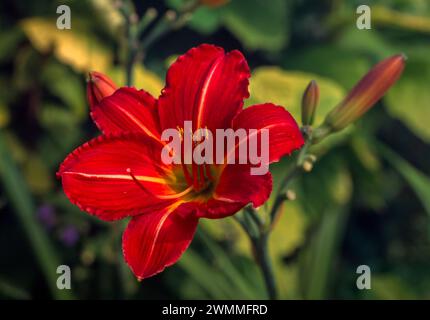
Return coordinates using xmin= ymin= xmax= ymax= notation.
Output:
xmin=373 ymin=5 xmax=430 ymax=33
xmin=247 ymin=67 xmax=345 ymax=126
xmin=20 ymin=18 xmax=112 ymax=73
xmin=109 ymin=65 xmax=164 ymax=97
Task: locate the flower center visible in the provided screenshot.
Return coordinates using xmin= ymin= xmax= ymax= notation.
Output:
xmin=176 ymin=125 xmax=215 ymax=194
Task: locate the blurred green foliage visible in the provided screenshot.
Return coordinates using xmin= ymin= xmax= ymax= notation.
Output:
xmin=0 ymin=0 xmax=430 ymax=299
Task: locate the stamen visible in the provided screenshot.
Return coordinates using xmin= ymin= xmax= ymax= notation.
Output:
xmin=127 ymin=168 xmax=192 ymax=200
xmin=126 ymin=168 xmax=152 ymax=196
xmin=177 ymin=126 xmax=184 ymax=141
xmin=156 ymin=185 xmax=193 ymax=199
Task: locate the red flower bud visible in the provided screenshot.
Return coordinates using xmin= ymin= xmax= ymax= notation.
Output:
xmin=87 ymin=71 xmax=117 ymax=109
xmin=324 ymin=54 xmax=406 ymax=132
xmin=301 ymin=80 xmax=319 ymax=126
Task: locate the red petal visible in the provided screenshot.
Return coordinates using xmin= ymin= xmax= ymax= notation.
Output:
xmin=232 ymin=103 xmax=304 ymax=164
xmin=158 ymin=44 xmax=250 ymax=132
xmin=122 ymin=203 xmax=199 ymax=280
xmin=91 ymin=87 xmax=161 ymax=140
xmin=197 ymin=164 xmax=272 ymax=219
xmin=57 ymin=133 xmax=180 ymax=221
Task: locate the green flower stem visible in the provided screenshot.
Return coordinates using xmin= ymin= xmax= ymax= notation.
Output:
xmin=251 ymin=233 xmax=277 ymax=300
xmin=269 ymin=137 xmax=312 ymax=228
xmin=122 ymin=0 xmax=200 ymax=86
xmin=237 ymin=208 xmax=277 ymax=299
xmin=119 ymin=1 xmax=138 ymax=86
xmin=236 ymin=127 xmax=320 ymax=300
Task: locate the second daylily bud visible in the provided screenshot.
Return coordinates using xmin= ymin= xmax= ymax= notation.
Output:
xmin=301 ymin=80 xmax=319 ymax=126
xmin=87 ymin=71 xmax=117 ymax=109
xmin=323 ymin=54 xmax=406 ymax=132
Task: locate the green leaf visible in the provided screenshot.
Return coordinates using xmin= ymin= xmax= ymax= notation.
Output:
xmin=247 ymin=67 xmax=345 ymax=126
xmin=300 ymin=205 xmax=348 ymax=300
xmin=283 ymin=46 xmax=372 ymax=90
xmin=335 ymin=26 xmax=395 ymax=59
xmin=196 ymin=230 xmax=263 ymax=299
xmin=38 ymin=103 xmax=78 ymax=129
xmin=221 ymin=0 xmax=290 ymax=51
xmin=0 ymin=131 xmax=74 ymax=299
xmin=23 ymin=152 xmax=53 ymax=195
xmin=378 ymin=143 xmax=430 ymax=218
xmin=297 ymin=153 xmax=353 ymax=219
xmin=372 ymin=5 xmax=430 ymax=33
xmin=167 ymin=0 xmax=221 ymax=34
xmin=41 ymin=63 xmax=86 ymax=119
xmin=385 ymin=47 xmax=430 ymax=142
xmin=178 ymin=249 xmax=241 ymax=299
xmin=0 ymin=28 xmax=24 ymax=63
xmin=189 ymin=6 xmax=222 ymax=34
xmin=0 ymin=278 xmax=30 ymax=300
xmin=370 ymin=274 xmax=416 ymax=299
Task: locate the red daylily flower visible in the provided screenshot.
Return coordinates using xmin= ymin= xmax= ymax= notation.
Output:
xmin=57 ymin=44 xmax=304 ymax=280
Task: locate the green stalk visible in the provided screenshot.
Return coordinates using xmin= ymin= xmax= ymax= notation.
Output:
xmin=301 ymin=206 xmax=348 ymax=299
xmin=0 ymin=131 xmax=74 ymax=299
xmin=251 ymin=234 xmax=277 ymax=299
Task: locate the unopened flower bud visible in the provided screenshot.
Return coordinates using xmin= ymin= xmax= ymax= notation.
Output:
xmin=324 ymin=54 xmax=406 ymax=132
xmin=87 ymin=71 xmax=117 ymax=109
xmin=301 ymin=80 xmax=319 ymax=126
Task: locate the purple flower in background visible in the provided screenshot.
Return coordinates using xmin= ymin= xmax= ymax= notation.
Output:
xmin=37 ymin=205 xmax=57 ymax=229
xmin=60 ymin=225 xmax=80 ymax=247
